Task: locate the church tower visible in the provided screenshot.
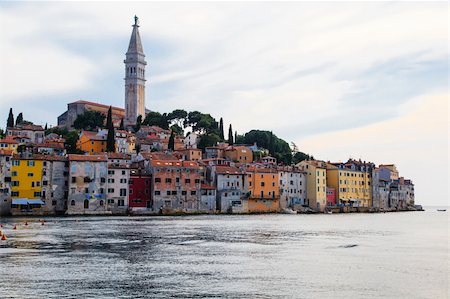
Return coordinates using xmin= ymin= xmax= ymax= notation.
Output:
xmin=124 ymin=16 xmax=146 ymax=128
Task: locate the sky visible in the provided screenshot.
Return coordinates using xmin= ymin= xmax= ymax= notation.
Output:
xmin=0 ymin=2 xmax=448 ymax=206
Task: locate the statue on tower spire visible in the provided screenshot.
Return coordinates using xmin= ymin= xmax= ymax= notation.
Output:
xmin=134 ymin=15 xmax=139 ymax=26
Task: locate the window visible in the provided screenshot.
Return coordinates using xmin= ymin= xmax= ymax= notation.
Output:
xmin=11 ymin=191 xmax=19 ymax=196
xmin=108 ymin=188 xmax=114 ymax=193
xmin=28 ymin=173 xmax=33 ymax=177
xmin=13 ymin=160 xmax=20 ymax=166
xmin=129 ymin=179 xmax=134 ymax=185
xmin=165 ymin=178 xmax=172 ymax=183
xmin=261 ymin=182 xmax=265 ymax=187
xmin=34 ymin=192 xmax=41 ymax=197
xmin=31 ymin=182 xmax=35 ymax=187
xmin=195 ymin=179 xmax=200 ymax=184
xmin=99 ymin=200 xmax=104 ymax=206
xmin=182 ymin=191 xmax=187 ymax=195
xmin=12 ymin=171 xmax=17 ymax=176
xmin=108 ymin=178 xmax=115 ymax=183
xmin=176 ymin=177 xmax=180 ymax=183
xmin=43 ymin=181 xmax=48 ymax=186
xmin=100 ymin=177 xmax=106 ymax=183
xmin=185 ymin=179 xmax=191 ymax=184
xmin=71 ymin=200 xmax=75 ymax=206
xmin=36 ymin=182 xmax=40 ymax=187
xmin=155 ymin=178 xmax=161 ymax=183
xmin=167 ymin=191 xmax=171 ymax=195
xmin=122 ymin=170 xmax=126 ymax=175
xmin=85 ymin=188 xmax=89 ymax=194
xmin=100 ymin=188 xmax=104 ymax=194
xmin=72 ymin=177 xmax=76 ymax=183
xmin=260 ymin=191 xmax=264 ymax=198
xmin=11 ymin=181 xmax=19 ymax=186
xmin=120 ymin=179 xmax=127 ymax=184
xmin=171 ymin=191 xmax=177 ymax=195
xmin=191 ymin=191 xmax=196 ymax=195
xmin=118 ymin=199 xmax=124 ymax=206
xmin=27 ymin=161 xmax=35 ymax=167
xmin=120 ymin=189 xmax=127 ymax=196
xmin=108 ymin=170 xmax=115 ymax=175
xmin=155 ymin=191 xmax=161 ymax=195
xmin=52 ymin=200 xmax=57 ymax=206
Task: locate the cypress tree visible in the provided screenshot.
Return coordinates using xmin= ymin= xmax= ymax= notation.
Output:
xmin=228 ymin=124 xmax=234 ymax=145
xmin=44 ymin=123 xmax=48 ymax=131
xmin=119 ymin=118 xmax=124 ymax=130
xmin=15 ymin=113 xmax=23 ymax=126
xmin=219 ymin=117 xmax=224 ymax=140
xmin=106 ymin=106 xmax=115 ymax=152
xmin=234 ymin=131 xmax=238 ymax=145
xmin=133 ymin=115 xmax=142 ymax=132
xmin=7 ymin=108 xmax=14 ymax=128
xmin=168 ymin=130 xmax=175 ymax=151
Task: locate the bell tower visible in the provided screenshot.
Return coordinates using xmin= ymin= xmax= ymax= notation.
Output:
xmin=124 ymin=15 xmax=146 ymax=128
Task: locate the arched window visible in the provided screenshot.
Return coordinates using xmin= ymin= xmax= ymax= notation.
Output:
xmin=71 ymin=200 xmax=75 ymax=206
xmin=99 ymin=200 xmax=104 ymax=206
xmin=84 ymin=199 xmax=89 ymax=209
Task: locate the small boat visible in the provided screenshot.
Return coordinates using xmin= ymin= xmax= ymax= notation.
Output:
xmin=437 ymin=209 xmax=447 ymax=212
xmin=282 ymin=208 xmax=297 ymax=214
xmin=326 ymin=211 xmax=333 ymax=214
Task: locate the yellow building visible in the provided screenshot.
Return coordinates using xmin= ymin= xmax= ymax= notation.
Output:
xmin=297 ymin=160 xmax=327 ymax=211
xmin=0 ymin=137 xmax=19 ymax=153
xmin=244 ymin=166 xmax=280 ymax=213
xmin=326 ymin=160 xmax=373 ymax=207
xmin=77 ymin=131 xmax=107 ymax=154
xmin=11 ymin=154 xmax=43 ymax=199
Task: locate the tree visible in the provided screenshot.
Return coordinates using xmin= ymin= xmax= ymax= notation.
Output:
xmin=73 ymin=111 xmax=105 ymax=131
xmin=168 ymin=130 xmax=175 ymax=151
xmin=170 ymin=124 xmax=183 ymax=136
xmin=7 ymin=108 xmax=14 ymax=128
xmin=119 ymin=118 xmax=124 ymax=130
xmin=234 ymin=131 xmax=238 ymax=145
xmin=44 ymin=123 xmax=48 ymax=131
xmin=15 ymin=113 xmax=23 ymax=126
xmin=142 ymin=112 xmax=169 ymax=129
xmin=65 ymin=131 xmax=83 ymax=154
xmin=228 ymin=124 xmax=234 ymax=145
xmin=243 ymin=130 xmax=292 ymax=165
xmin=106 ymin=106 xmax=115 ymax=152
xmin=198 ymin=133 xmax=220 ymax=150
xmin=167 ymin=109 xmax=187 ymax=128
xmin=0 ymin=129 xmax=5 ymax=139
xmin=219 ymin=117 xmax=224 ymax=140
xmin=268 ymin=131 xmax=274 ymax=156
xmin=133 ymin=115 xmax=142 ymax=132
xmin=293 ymin=151 xmax=312 ymax=164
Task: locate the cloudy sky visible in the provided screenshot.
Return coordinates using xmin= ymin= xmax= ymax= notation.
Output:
xmin=0 ymin=2 xmax=448 ymax=205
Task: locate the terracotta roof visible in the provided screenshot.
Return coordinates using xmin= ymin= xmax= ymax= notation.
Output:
xmin=10 ymin=124 xmax=44 ymax=131
xmin=81 ymin=131 xmax=106 ymax=141
xmin=72 ymin=100 xmax=124 ymax=112
xmin=0 ymin=136 xmax=18 ymax=144
xmin=216 ymin=166 xmax=244 ymax=175
xmin=141 ymin=152 xmax=179 ymax=161
xmin=107 ymin=153 xmax=131 ymax=160
xmin=201 ymin=184 xmax=216 ymax=190
xmin=36 ymin=142 xmax=65 ymax=149
xmin=68 ymin=154 xmax=108 ymax=162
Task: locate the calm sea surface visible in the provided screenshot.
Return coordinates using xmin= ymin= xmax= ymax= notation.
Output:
xmin=0 ymin=209 xmax=448 ymax=298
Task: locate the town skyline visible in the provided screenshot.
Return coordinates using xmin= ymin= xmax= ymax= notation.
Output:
xmin=0 ymin=2 xmax=448 ymax=206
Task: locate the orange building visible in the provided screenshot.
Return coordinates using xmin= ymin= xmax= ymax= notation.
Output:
xmin=176 ymin=149 xmax=203 ymax=161
xmin=244 ymin=166 xmax=280 ymax=213
xmin=77 ymin=131 xmax=107 ymax=154
xmin=0 ymin=136 xmax=19 ymax=153
xmin=224 ymin=146 xmax=253 ymax=163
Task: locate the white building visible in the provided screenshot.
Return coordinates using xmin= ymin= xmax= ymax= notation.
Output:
xmin=107 ymin=166 xmax=129 ymax=214
xmin=278 ymin=166 xmax=307 ymax=209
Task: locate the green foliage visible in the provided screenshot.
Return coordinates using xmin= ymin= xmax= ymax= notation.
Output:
xmin=292 ymin=151 xmax=313 ymax=164
xmin=65 ymin=131 xmax=83 ymax=154
xmin=7 ymin=108 xmax=14 ymax=128
xmin=0 ymin=129 xmax=5 ymax=139
xmin=185 ymin=111 xmax=219 ymax=135
xmin=73 ymin=111 xmax=105 ymax=131
xmin=235 ymin=133 xmax=245 ymax=144
xmin=15 ymin=113 xmax=23 ymax=126
xmin=170 ymin=124 xmax=183 ymax=136
xmin=133 ymin=115 xmax=143 ymax=132
xmin=168 ymin=130 xmax=175 ymax=151
xmin=142 ymin=112 xmax=169 ymax=129
xmin=228 ymin=124 xmax=234 ymax=145
xmin=219 ymin=117 xmax=224 ymax=140
xmin=106 ymin=107 xmax=115 ymax=153
xmin=167 ymin=109 xmax=187 ymax=128
xmin=46 ymin=127 xmax=69 ymax=137
xmin=198 ymin=133 xmax=220 ymax=150
xmin=243 ymin=130 xmax=292 ymax=165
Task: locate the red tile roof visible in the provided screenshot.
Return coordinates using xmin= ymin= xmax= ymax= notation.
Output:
xmin=68 ymin=154 xmax=108 ymax=162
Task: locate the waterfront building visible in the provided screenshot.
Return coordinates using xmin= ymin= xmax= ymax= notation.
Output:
xmin=244 ymin=165 xmax=280 ymax=213
xmin=11 ymin=153 xmax=44 ymax=199
xmin=372 ymin=168 xmax=390 ymax=210
xmin=326 ymin=159 xmax=373 ymax=208
xmin=67 ymin=154 xmax=109 ymax=215
xmin=200 ymin=184 xmax=216 ymax=212
xmin=124 ymin=16 xmax=147 ymax=128
xmin=278 ymin=166 xmax=307 ymax=209
xmin=379 ymin=164 xmax=399 ymax=181
xmin=326 ymin=187 xmax=336 ymax=207
xmin=57 ymin=100 xmax=124 ymax=129
xmin=128 ymin=166 xmax=152 ymax=211
xmin=40 ymin=155 xmax=68 ymax=215
xmin=150 ymin=160 xmax=202 ymax=213
xmin=297 ymin=160 xmax=327 ymax=212
xmin=213 ymin=166 xmax=245 ymax=213
xmin=0 ymin=150 xmax=13 ymax=215
xmin=107 ymin=165 xmax=129 ymax=214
